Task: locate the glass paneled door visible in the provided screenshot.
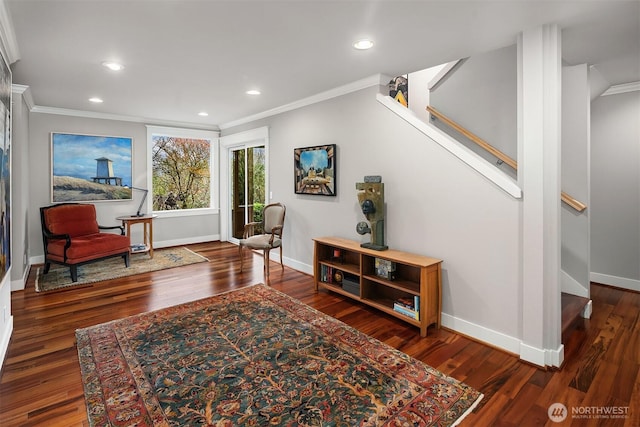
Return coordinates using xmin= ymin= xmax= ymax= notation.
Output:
xmin=230 ymin=145 xmax=266 ymax=240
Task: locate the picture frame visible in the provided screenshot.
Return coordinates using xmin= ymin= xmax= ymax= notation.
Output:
xmin=389 ymin=75 xmax=408 ymax=107
xmin=0 ymin=45 xmax=12 ymax=281
xmin=51 ymin=132 xmax=133 ymax=202
xmin=294 ymin=144 xmax=336 ymax=196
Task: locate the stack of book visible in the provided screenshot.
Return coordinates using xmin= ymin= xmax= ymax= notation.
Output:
xmin=130 ymin=244 xmax=147 ymax=252
xmin=393 ymin=296 xmax=420 ymax=320
xmin=319 ymin=264 xmax=336 ymax=283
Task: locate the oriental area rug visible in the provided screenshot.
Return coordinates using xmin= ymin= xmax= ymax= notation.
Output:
xmin=76 ymin=284 xmax=483 ymax=426
xmin=36 ymin=247 xmax=208 ymax=292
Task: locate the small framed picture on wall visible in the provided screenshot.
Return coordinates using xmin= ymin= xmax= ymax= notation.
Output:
xmin=293 ymin=144 xmax=336 ymax=196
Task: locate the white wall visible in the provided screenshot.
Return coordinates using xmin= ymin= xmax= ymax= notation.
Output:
xmin=428 ymin=44 xmax=517 ymax=180
xmin=407 ymin=63 xmax=448 ymax=122
xmin=26 ymin=112 xmax=220 ymax=262
xmin=561 ymin=64 xmax=590 ymax=298
xmin=591 ymin=90 xmax=640 ymax=291
xmin=223 ymin=85 xmax=523 ymax=346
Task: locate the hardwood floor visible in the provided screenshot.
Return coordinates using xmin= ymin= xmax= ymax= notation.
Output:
xmin=1 ymin=241 xmax=638 ymax=426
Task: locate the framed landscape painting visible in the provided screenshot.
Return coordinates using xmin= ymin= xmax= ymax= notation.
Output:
xmin=0 ymin=46 xmax=11 ymax=281
xmin=294 ymin=144 xmax=336 ymax=196
xmin=51 ymin=133 xmax=133 ymax=202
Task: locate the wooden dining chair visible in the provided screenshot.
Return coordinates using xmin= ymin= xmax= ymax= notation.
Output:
xmin=238 ymin=203 xmax=286 ymax=281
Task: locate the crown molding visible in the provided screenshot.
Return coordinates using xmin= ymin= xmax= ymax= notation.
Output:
xmin=30 ymin=105 xmax=220 ymax=131
xmin=11 ymin=84 xmax=34 ymax=110
xmin=0 ymin=0 xmax=20 ymax=64
xmin=16 ymin=73 xmax=392 ymax=132
xmin=219 ymin=74 xmax=392 ymax=130
xmin=601 ymin=81 xmax=640 ymax=96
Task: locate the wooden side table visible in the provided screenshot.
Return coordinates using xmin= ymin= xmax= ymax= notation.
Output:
xmin=116 ymin=215 xmax=157 ymax=258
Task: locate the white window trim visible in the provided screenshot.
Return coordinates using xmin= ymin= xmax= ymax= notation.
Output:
xmin=146 ymin=125 xmax=220 ymax=217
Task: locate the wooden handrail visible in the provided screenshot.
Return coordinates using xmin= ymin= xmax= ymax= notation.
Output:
xmin=427 ymin=106 xmax=518 ymax=170
xmin=560 ymin=191 xmax=587 ymax=212
xmin=426 ymin=105 xmax=587 ymax=213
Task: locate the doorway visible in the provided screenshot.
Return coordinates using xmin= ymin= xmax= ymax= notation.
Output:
xmin=230 ymin=145 xmax=266 ymax=240
xmin=219 ymin=127 xmax=269 ymax=244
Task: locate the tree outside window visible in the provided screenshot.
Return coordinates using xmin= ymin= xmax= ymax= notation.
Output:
xmin=152 ymin=136 xmax=211 ymax=211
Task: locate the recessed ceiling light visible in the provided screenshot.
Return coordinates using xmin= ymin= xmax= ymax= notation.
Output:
xmin=198 ymin=112 xmax=209 ymax=117
xmin=102 ymin=61 xmax=124 ymax=71
xmin=353 ymin=39 xmax=374 ymax=50
xmin=246 ymin=90 xmax=261 ymax=95
xmin=89 ymin=97 xmax=103 ymax=103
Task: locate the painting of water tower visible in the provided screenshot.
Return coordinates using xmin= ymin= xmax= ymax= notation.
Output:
xmin=51 ymin=132 xmax=133 ymax=202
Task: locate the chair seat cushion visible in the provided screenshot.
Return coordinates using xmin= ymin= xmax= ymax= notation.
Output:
xmin=46 ymin=233 xmax=130 ymax=264
xmin=240 ymin=234 xmax=282 ymax=250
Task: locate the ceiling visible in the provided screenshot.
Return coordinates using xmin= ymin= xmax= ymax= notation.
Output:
xmin=4 ymin=1 xmax=639 ymax=129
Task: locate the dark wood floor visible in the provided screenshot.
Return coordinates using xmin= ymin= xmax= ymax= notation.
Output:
xmin=0 ymin=241 xmax=638 ymax=426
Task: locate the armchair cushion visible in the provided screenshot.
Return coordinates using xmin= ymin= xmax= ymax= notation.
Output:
xmin=46 ymin=232 xmax=130 ymax=264
xmin=43 ymin=204 xmax=100 ymax=237
xmin=239 ymin=234 xmax=282 ymax=250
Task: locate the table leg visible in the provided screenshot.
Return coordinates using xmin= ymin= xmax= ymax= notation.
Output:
xmin=148 ymin=220 xmax=154 ymax=258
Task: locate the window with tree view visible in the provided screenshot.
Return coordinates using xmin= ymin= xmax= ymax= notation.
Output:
xmin=152 ymin=135 xmax=212 ymax=211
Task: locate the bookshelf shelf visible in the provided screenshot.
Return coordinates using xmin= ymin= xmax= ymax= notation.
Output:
xmin=313 ymin=237 xmax=442 ymax=337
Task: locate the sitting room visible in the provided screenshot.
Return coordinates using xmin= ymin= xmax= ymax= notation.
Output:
xmin=0 ymin=1 xmax=639 ymax=426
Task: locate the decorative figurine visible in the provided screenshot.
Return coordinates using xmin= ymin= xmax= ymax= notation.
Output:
xmin=355 ymin=175 xmax=388 ymax=251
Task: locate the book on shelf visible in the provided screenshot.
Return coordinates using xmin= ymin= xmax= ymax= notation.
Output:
xmin=393 ymin=302 xmax=419 ymax=320
xmin=130 ymin=244 xmax=147 ymax=251
xmin=395 ymin=296 xmax=419 ymax=310
xmin=320 ymin=264 xmax=337 ymax=284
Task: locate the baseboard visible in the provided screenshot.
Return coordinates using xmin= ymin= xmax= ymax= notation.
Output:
xmin=590 ymin=272 xmax=640 ymax=292
xmin=30 ymin=254 xmax=44 ymax=265
xmin=561 ymin=269 xmax=589 ymax=298
xmin=0 ymin=313 xmax=12 ymax=374
xmin=154 ymin=234 xmax=220 ymax=249
xmin=519 ymin=342 xmax=564 ymax=367
xmin=11 ymin=264 xmax=30 ymax=291
xmin=545 ymin=343 xmax=565 ymax=368
xmin=441 ymin=313 xmax=521 ymax=355
xmin=279 ymin=254 xmax=313 ymax=276
xmin=442 ymin=313 xmax=564 ymax=368
xmin=519 ymin=342 xmax=547 ymax=367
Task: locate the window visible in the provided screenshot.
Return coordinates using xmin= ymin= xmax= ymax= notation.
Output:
xmin=146 ymin=126 xmax=219 ymax=216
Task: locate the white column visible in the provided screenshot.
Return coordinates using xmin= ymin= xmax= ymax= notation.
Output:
xmin=518 ymin=24 xmax=563 ymax=367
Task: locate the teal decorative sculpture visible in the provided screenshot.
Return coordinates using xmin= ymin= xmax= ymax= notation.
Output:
xmin=356 ymin=176 xmax=388 ymax=251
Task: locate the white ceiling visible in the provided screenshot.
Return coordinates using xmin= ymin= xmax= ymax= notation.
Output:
xmin=4 ymin=1 xmax=640 ymax=129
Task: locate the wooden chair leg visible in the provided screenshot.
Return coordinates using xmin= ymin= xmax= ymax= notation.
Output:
xmin=239 ymin=244 xmax=244 ymax=272
xmin=280 ymin=246 xmax=284 ymax=270
xmin=70 ymin=265 xmax=78 ymax=282
xmin=264 ymin=249 xmax=270 ymax=279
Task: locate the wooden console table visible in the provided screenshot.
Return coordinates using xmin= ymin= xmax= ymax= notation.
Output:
xmin=313 ymin=237 xmax=442 ymax=337
xmin=116 ymin=215 xmax=157 ymax=258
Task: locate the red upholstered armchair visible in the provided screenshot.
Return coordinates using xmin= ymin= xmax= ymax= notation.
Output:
xmin=40 ymin=203 xmax=131 ymax=282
